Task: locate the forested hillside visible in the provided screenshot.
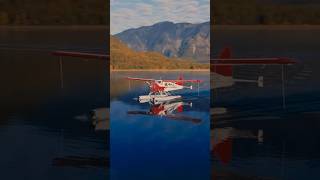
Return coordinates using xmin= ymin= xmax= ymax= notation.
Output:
xmin=110 ymin=36 xmax=209 ymax=70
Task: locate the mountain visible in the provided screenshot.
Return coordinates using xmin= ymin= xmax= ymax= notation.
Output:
xmin=115 ymin=21 xmax=210 ymax=62
xmin=110 ymin=36 xmax=208 ymax=70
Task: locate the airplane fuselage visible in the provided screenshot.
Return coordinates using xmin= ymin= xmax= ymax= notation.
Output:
xmin=152 ymin=80 xmax=187 ymax=92
xmin=211 ymin=72 xmax=234 ymax=89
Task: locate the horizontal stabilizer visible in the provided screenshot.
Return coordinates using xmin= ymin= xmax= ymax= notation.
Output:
xmin=172 ymin=79 xmax=203 ymax=83
xmin=52 ymin=51 xmax=109 ymax=60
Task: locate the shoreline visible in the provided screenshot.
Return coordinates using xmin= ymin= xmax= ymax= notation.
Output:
xmin=110 ymin=69 xmax=210 ymax=72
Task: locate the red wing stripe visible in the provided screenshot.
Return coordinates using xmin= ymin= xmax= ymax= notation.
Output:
xmin=52 ymin=51 xmax=109 ymax=60
xmin=211 ymin=58 xmax=296 ymax=65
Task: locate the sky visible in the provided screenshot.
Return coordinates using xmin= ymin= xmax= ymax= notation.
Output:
xmin=110 ymin=0 xmax=210 ymax=34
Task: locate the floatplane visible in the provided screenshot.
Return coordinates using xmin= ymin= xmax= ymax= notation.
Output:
xmin=126 ymin=76 xmax=202 ymax=104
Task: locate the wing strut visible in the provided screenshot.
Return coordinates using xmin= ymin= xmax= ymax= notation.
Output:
xmin=59 ymin=57 xmax=64 ymax=89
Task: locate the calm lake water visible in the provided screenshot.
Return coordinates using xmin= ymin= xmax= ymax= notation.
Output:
xmin=211 ymin=27 xmax=320 ymax=180
xmin=0 ymin=27 xmax=109 ymax=180
xmin=110 ymin=71 xmax=210 ymax=180
xmin=2 ymin=26 xmax=319 ymax=180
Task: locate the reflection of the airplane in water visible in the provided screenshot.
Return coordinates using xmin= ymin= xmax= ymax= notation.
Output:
xmin=74 ymin=107 xmax=109 ymax=131
xmin=209 ymin=50 xmax=311 ymax=179
xmin=90 ymin=107 xmax=109 ymax=131
xmin=53 ymin=108 xmax=109 ymax=168
xmin=127 ymin=100 xmax=202 ymax=124
xmin=211 ymin=127 xmax=263 ymax=164
xmin=210 ymin=64 xmax=280 ymax=168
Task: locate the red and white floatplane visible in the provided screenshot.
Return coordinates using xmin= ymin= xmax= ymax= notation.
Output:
xmin=126 ymin=76 xmax=202 ymax=104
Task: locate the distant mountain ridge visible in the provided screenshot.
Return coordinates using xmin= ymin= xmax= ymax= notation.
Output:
xmin=115 ymin=21 xmax=210 ymax=62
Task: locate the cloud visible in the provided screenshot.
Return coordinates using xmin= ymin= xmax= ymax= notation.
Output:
xmin=110 ymin=0 xmax=210 ymax=34
xmin=136 ymin=3 xmax=153 ymax=15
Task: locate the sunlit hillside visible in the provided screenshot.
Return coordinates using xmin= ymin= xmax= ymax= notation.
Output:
xmin=110 ymin=36 xmax=209 ymax=70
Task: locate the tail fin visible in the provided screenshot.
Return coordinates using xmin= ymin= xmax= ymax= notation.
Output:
xmin=212 ymin=47 xmax=233 ymax=77
xmin=176 ymin=75 xmax=184 ymax=85
xmin=213 ymin=138 xmax=233 ymax=165
xmin=219 ymin=47 xmax=232 ymax=59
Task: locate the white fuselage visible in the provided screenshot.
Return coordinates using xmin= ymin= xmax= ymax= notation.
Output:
xmin=211 ymin=72 xmax=234 ymax=89
xmin=154 ymin=80 xmax=185 ymax=92
xmin=211 ymin=72 xmax=263 ymax=89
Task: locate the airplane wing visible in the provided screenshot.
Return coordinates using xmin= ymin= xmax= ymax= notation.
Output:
xmin=127 ymin=111 xmax=202 ymax=124
xmin=212 ymin=47 xmax=296 ymax=65
xmin=171 ymin=79 xmax=203 ymax=83
xmin=127 ymin=111 xmax=149 ymax=115
xmin=166 ymin=114 xmax=202 ymax=124
xmin=126 ymin=77 xmax=156 ymax=81
xmin=211 ymin=57 xmax=296 ymax=65
xmin=52 ymin=51 xmax=109 ymax=60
